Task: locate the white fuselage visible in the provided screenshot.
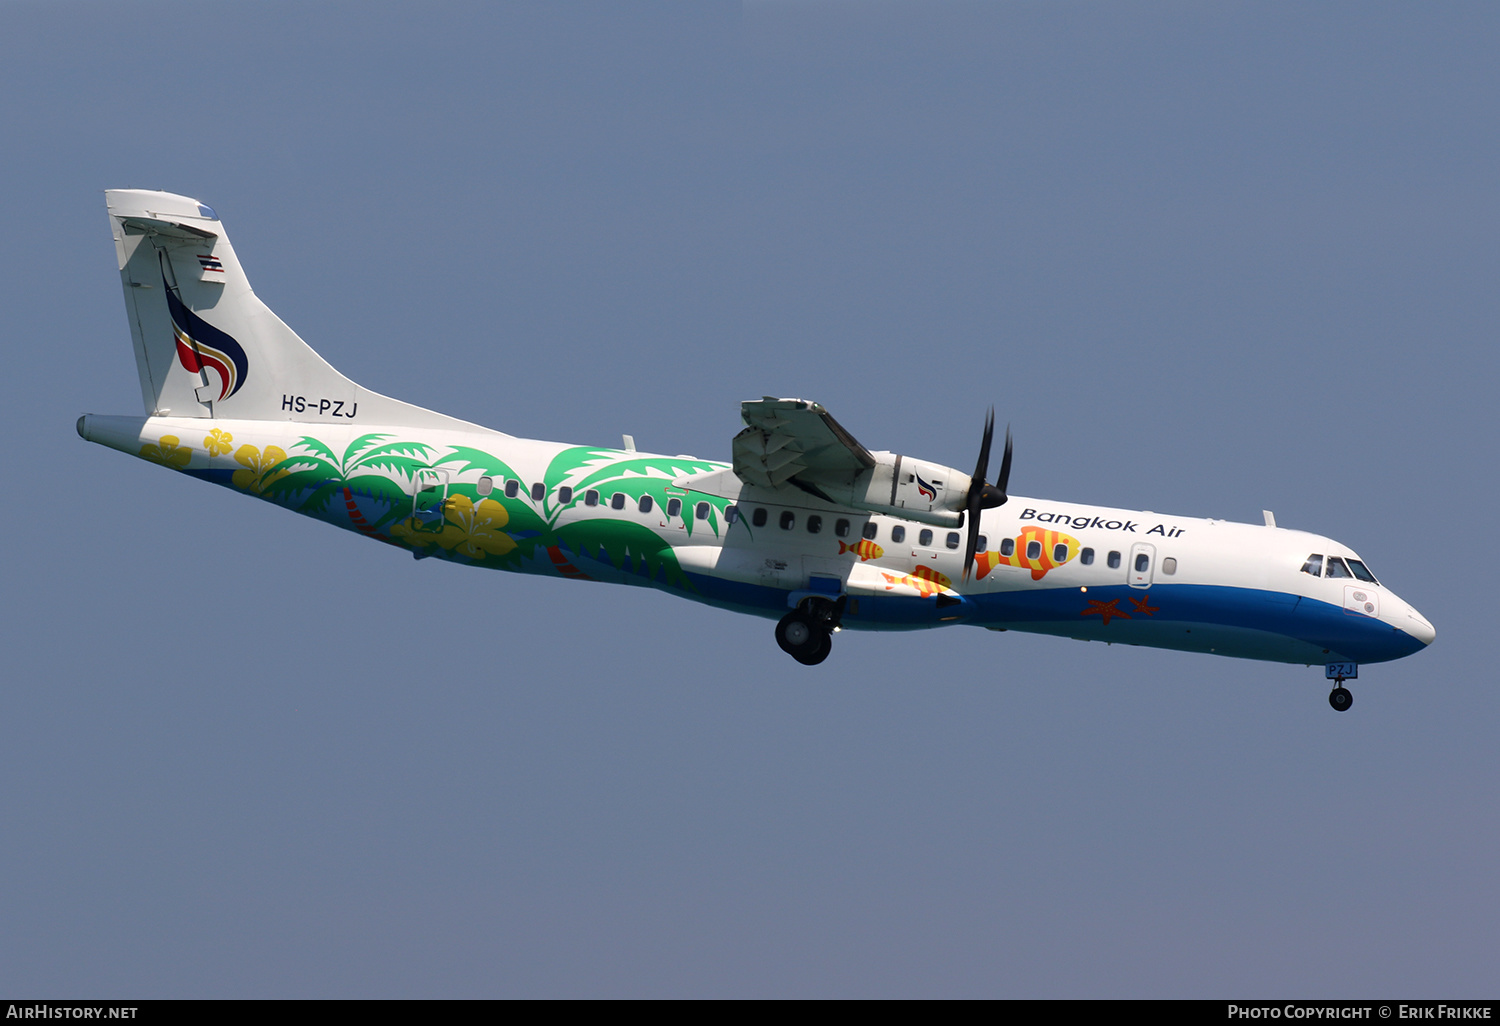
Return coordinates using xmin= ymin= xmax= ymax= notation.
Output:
xmin=80 ymin=413 xmax=1435 ymax=667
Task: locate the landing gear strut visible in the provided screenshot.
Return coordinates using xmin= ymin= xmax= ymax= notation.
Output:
xmin=776 ymin=597 xmax=845 ymax=666
xmin=1332 ymin=669 xmax=1356 ymax=708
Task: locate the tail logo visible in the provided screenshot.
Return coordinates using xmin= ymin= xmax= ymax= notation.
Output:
xmin=165 ymin=277 xmax=248 ymax=401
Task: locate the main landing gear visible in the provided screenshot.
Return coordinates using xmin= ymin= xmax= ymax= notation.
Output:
xmin=776 ymin=597 xmax=846 ymax=666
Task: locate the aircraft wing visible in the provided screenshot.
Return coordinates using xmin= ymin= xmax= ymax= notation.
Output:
xmin=731 ymin=398 xmax=876 ymax=498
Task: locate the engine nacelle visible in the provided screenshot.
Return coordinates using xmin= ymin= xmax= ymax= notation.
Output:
xmin=728 ymin=399 xmax=975 ymax=527
xmin=821 ymin=452 xmax=972 ymax=528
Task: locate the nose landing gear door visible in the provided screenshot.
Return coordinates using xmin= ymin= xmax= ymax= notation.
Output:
xmin=1128 ymin=542 xmax=1156 ymax=589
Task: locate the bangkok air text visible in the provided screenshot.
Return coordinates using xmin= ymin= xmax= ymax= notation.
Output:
xmin=1019 ymin=507 xmax=1187 ymax=538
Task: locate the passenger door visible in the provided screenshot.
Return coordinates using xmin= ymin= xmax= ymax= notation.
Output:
xmin=411 ymin=468 xmax=450 ymax=532
xmin=1129 ymin=542 xmax=1156 ymax=589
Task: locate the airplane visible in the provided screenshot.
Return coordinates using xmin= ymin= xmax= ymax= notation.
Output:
xmin=79 ymin=190 xmax=1434 ymax=711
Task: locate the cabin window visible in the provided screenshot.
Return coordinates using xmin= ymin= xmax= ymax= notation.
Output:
xmin=1135 ymin=553 xmax=1150 ymax=573
xmin=725 ymin=505 xmax=739 ymax=524
xmin=1053 ymin=543 xmax=1068 ymax=563
xmin=531 ymin=482 xmax=545 ymax=501
xmin=946 ymin=532 xmax=961 ymax=550
xmin=611 ymin=492 xmax=626 ymax=510
xmin=666 ymin=498 xmax=681 ymax=518
xmin=862 ymin=522 xmax=878 ymax=540
xmin=807 ymin=515 xmax=823 ymax=534
xmin=1302 ymin=554 xmax=1323 ymax=576
xmin=1162 ymin=557 xmax=1177 ymax=575
xmin=752 ymin=507 xmax=768 ymax=527
xmin=558 ymin=486 xmax=573 ymax=505
xmin=977 ymin=535 xmax=988 ymax=551
xmin=1026 ymin=540 xmax=1042 ymax=560
xmin=696 ymin=501 xmax=711 ymax=520
xmin=638 ymin=495 xmax=653 ymax=514
xmin=919 ymin=529 xmax=933 ymax=547
xmin=1107 ymin=550 xmax=1121 ymax=569
xmin=1326 ymin=556 xmax=1352 ymax=579
xmin=835 ymin=519 xmax=850 ymax=538
xmin=891 ymin=525 xmax=906 ymax=543
xmin=780 ymin=511 xmax=795 ymax=530
xmin=477 ymin=476 xmax=494 ymax=496
xmin=1000 ymin=538 xmax=1015 ymax=557
xmin=1080 ymin=547 xmax=1095 ymax=565
xmin=584 ymin=489 xmax=599 ymax=507
xmin=1347 ymin=558 xmax=1378 ymax=584
xmin=504 ymin=479 xmax=520 ymax=498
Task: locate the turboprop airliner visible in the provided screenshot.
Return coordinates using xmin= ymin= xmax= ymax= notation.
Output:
xmin=79 ymin=190 xmax=1434 ymax=711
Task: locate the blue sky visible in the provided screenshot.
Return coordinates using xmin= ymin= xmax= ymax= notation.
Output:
xmin=1 ymin=1 xmax=1495 ymax=997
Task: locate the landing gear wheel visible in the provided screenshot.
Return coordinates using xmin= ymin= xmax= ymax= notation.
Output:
xmin=776 ymin=611 xmax=815 ymax=655
xmin=777 ymin=610 xmax=832 ymax=665
xmin=1329 ymin=687 xmax=1353 ymax=712
xmin=793 ymin=629 xmax=832 ymax=666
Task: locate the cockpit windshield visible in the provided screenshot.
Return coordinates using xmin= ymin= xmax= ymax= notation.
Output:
xmin=1300 ymin=553 xmax=1380 ymax=585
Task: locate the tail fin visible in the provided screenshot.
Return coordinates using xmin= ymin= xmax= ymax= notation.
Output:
xmin=105 ymin=189 xmax=481 ymax=430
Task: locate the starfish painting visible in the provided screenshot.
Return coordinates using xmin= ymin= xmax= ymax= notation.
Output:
xmin=1128 ymin=595 xmax=1160 ymax=616
xmin=1081 ymin=598 xmax=1130 ymax=626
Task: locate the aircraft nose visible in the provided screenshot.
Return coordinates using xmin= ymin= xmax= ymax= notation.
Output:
xmin=1403 ymin=605 xmax=1436 ymax=646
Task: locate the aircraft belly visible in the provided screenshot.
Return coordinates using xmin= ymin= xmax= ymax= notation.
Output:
xmin=1010 ymin=618 xmax=1335 ymax=664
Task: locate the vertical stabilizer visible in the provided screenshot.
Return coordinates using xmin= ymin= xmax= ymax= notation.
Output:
xmin=106 ymin=189 xmax=484 ymax=431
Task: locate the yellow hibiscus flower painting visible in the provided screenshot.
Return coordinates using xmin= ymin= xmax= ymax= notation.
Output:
xmin=139 ymin=435 xmax=191 ymax=468
xmin=204 ymin=428 xmax=234 ymax=457
xmin=391 ymin=494 xmax=516 ymax=560
xmin=232 ymin=444 xmax=291 ymax=495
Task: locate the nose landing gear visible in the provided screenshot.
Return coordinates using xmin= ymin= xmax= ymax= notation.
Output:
xmin=1326 ymin=663 xmax=1356 ymax=712
xmin=775 ymin=597 xmax=845 ymax=666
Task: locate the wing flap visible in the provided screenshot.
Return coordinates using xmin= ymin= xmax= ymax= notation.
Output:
xmin=733 ymin=398 xmax=875 ymax=490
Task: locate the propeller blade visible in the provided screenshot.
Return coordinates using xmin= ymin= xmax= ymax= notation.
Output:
xmin=963 ymin=409 xmax=996 ymax=581
xmin=972 ymin=408 xmax=994 ymax=492
xmin=994 ymin=426 xmax=1013 ymax=503
xmin=963 ymin=503 xmax=982 ymax=581
xmin=963 ymin=419 xmax=1015 ymax=581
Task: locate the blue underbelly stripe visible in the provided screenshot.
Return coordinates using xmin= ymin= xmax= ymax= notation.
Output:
xmin=964 ymin=583 xmax=1422 ymax=663
xmin=677 ymin=574 xmax=1424 ymax=663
